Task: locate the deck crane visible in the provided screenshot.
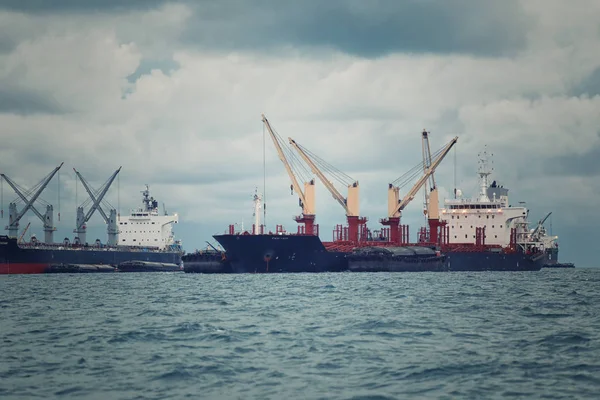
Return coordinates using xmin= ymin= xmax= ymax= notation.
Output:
xmin=1 ymin=162 xmax=64 ymax=243
xmin=73 ymin=167 xmax=121 ymax=246
xmin=262 ymin=114 xmax=317 ymax=235
xmin=421 ymin=130 xmax=445 ymax=242
xmin=381 ymin=135 xmax=458 ymax=244
xmin=18 ymin=222 xmax=31 ymax=244
xmin=421 ymin=129 xmax=436 ymax=218
xmin=529 ymin=211 xmax=552 ymax=241
xmin=288 ymin=137 xmax=366 ymax=243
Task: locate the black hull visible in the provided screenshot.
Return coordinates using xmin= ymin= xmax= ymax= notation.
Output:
xmin=182 ymin=251 xmax=233 ymax=273
xmin=0 ymin=235 xmax=182 ymax=274
xmin=213 ymin=234 xmax=548 ymax=273
xmin=542 ymin=263 xmax=575 ymax=269
xmin=444 ymin=250 xmax=545 ymax=271
xmin=213 ymin=234 xmax=346 ymax=273
xmin=348 ymin=256 xmax=447 ymax=272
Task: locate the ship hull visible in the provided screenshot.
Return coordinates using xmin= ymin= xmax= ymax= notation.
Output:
xmin=213 ymin=234 xmax=347 ymax=273
xmin=0 ymin=236 xmax=182 ymax=275
xmin=214 ymin=234 xmax=547 ymax=273
xmin=444 ymin=250 xmax=545 ymax=271
xmin=348 ymin=257 xmax=447 ymax=272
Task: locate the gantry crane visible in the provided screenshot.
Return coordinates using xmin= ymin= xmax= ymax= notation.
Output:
xmin=381 ymin=135 xmax=458 ymax=244
xmin=73 ymin=167 xmax=121 ymax=245
xmin=262 ymin=114 xmax=317 ymax=235
xmin=288 ymin=137 xmax=366 ymax=243
xmin=1 ymin=162 xmax=64 ymax=243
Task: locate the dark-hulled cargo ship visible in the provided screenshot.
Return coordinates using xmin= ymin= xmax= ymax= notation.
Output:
xmin=0 ymin=184 xmax=183 ymax=274
xmin=210 ymin=121 xmax=564 ymax=273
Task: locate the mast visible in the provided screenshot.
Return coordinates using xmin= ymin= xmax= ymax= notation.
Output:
xmin=253 ymin=189 xmax=263 ymax=235
xmin=477 ymin=147 xmax=493 ymax=202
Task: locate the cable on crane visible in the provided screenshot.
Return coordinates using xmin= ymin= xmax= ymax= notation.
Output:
xmin=294 ymin=141 xmax=356 ymax=188
xmin=391 ymin=143 xmax=448 ymax=189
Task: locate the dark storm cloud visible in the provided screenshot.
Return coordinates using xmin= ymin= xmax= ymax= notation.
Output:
xmin=545 ymin=136 xmax=600 ymax=177
xmin=571 ymin=66 xmax=600 ymax=97
xmin=0 ymin=87 xmax=65 ymax=115
xmin=1 ymin=0 xmax=529 ymax=58
xmin=0 ymin=35 xmax=15 ymax=54
xmin=182 ymin=0 xmax=530 ymax=57
xmin=126 ymin=59 xmax=181 ymax=83
xmin=0 ymin=0 xmax=168 ymax=13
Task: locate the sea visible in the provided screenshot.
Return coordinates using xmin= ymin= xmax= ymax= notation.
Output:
xmin=1 ymin=269 xmax=599 ymax=400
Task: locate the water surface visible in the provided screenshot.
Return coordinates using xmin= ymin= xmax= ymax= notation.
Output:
xmin=1 ymin=269 xmax=599 ymax=399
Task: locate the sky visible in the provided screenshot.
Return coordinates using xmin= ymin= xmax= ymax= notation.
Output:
xmin=0 ymin=0 xmax=599 ymax=267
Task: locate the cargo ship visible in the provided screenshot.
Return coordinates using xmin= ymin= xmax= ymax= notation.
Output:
xmin=211 ymin=115 xmax=563 ymax=272
xmin=0 ymin=182 xmax=183 ymax=274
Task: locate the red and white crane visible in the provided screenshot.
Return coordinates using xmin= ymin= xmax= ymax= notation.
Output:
xmin=262 ymin=114 xmax=317 ymax=235
xmin=288 ymin=137 xmax=366 ymax=243
xmin=381 ymin=134 xmax=458 ymax=244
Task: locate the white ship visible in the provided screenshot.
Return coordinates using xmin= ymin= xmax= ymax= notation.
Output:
xmin=440 ymin=148 xmax=558 ymax=256
xmin=118 ymin=185 xmax=180 ymax=250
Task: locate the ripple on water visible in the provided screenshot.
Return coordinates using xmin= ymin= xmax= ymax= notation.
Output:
xmin=1 ymin=269 xmax=600 ymax=399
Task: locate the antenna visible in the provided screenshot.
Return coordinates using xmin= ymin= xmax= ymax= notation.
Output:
xmin=75 ymin=171 xmax=78 ymax=207
xmin=57 ymin=169 xmax=60 ymax=222
xmin=262 ymin=119 xmax=267 ymax=231
xmin=453 ymin=144 xmax=457 ymax=199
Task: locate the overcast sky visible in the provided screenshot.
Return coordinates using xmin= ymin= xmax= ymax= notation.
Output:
xmin=1 ymin=0 xmax=599 ymax=267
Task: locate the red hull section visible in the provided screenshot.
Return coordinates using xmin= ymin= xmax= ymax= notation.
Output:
xmin=0 ymin=263 xmax=49 ymax=275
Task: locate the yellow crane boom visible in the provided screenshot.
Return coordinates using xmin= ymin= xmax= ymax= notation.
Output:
xmin=261 ymin=114 xmax=315 ymax=216
xmin=18 ymin=222 xmax=31 ymax=244
xmin=288 ymin=138 xmax=359 ymax=216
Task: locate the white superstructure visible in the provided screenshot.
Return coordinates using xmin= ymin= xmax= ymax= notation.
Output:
xmin=439 ymin=149 xmax=557 ymax=252
xmin=253 ymin=188 xmax=263 ymax=235
xmin=118 ymin=186 xmax=179 ymax=250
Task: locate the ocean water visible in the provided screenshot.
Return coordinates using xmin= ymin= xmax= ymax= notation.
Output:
xmin=1 ymin=269 xmax=599 ymax=400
